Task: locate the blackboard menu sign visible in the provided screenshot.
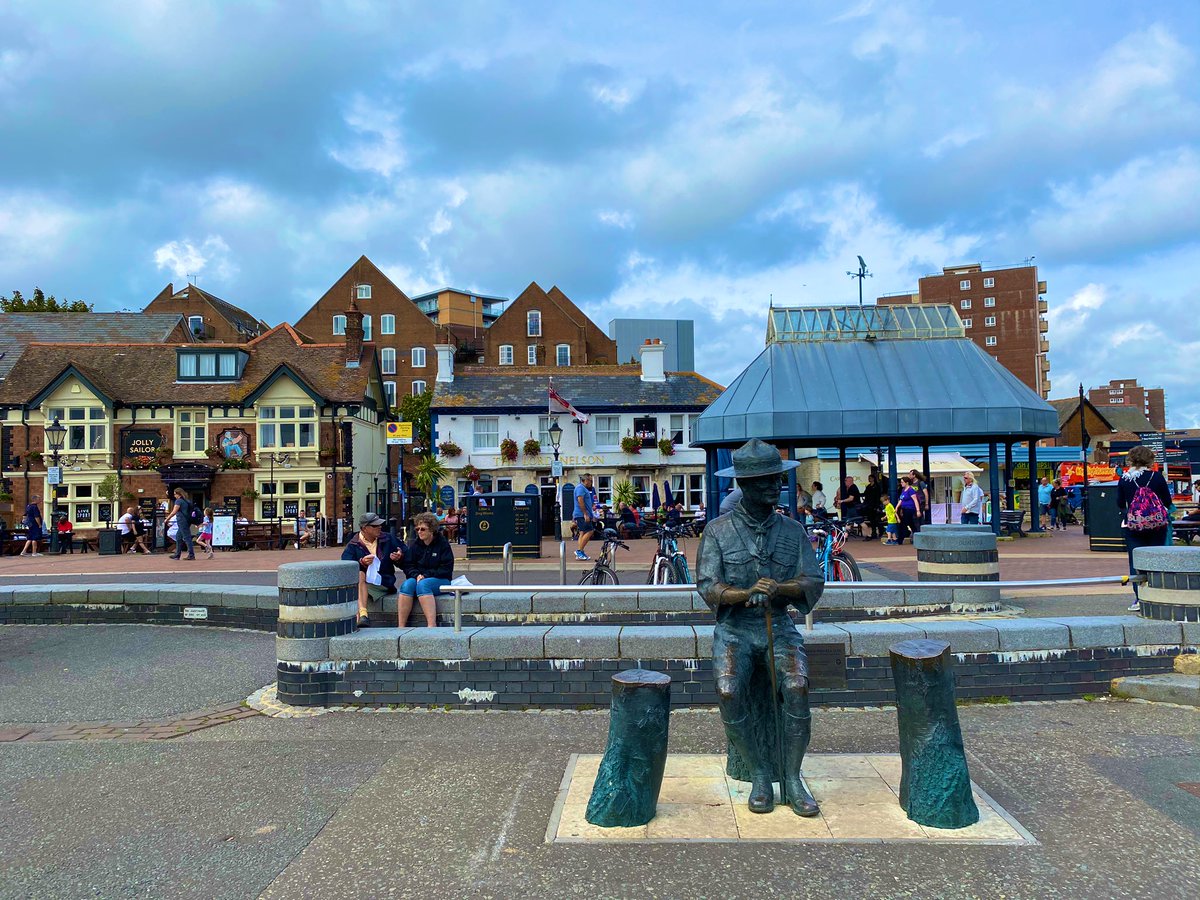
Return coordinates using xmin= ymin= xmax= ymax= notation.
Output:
xmin=283 ymin=500 xmax=299 ymax=517
xmin=223 ymin=496 xmax=242 ymax=515
xmin=75 ymin=505 xmax=93 ymax=523
xmin=98 ymin=503 xmax=113 ymax=523
xmin=305 ymin=501 xmax=321 ymax=517
xmin=139 ymin=497 xmax=159 ymax=515
xmin=261 ymin=501 xmax=278 ymax=518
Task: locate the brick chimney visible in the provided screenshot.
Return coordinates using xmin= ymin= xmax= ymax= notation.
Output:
xmin=639 ymin=338 xmax=666 ymax=382
xmin=345 ymin=297 xmax=364 ymax=367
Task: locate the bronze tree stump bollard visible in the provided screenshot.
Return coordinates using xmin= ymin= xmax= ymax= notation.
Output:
xmin=586 ymin=669 xmax=671 ymax=827
xmin=889 ymin=639 xmax=980 ymax=829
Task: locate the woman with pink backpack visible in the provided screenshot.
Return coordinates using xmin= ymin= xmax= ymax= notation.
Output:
xmin=1117 ymin=445 xmax=1173 ymax=612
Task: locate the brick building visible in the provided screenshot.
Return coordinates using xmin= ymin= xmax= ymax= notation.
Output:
xmin=0 ymin=322 xmax=387 ymax=539
xmin=1088 ymin=378 xmax=1166 ymax=431
xmin=143 ymin=282 xmax=267 ymax=342
xmin=294 ymin=256 xmax=619 ymax=408
xmin=879 ymin=263 xmax=1049 ymax=398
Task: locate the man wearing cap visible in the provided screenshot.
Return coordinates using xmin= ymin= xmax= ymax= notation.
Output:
xmin=697 ymin=438 xmax=825 ymax=816
xmin=341 ymin=513 xmax=405 ymax=628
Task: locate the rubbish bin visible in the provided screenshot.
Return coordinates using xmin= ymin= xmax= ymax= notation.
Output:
xmin=466 ymin=491 xmax=542 ymax=559
xmin=1087 ymin=482 xmax=1124 ymax=552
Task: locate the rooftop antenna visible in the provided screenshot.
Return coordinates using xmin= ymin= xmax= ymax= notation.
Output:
xmin=847 ymin=255 xmax=872 ymax=307
xmin=187 ymin=272 xmax=199 ymax=286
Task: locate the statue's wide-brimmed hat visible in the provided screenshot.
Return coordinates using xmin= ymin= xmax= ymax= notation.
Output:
xmin=714 ymin=438 xmax=801 ymax=479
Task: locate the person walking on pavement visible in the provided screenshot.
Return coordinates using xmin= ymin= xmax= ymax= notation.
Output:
xmin=574 ymin=473 xmax=597 ymax=560
xmin=20 ymin=494 xmax=44 ymax=556
xmin=960 ymin=473 xmax=985 ymax=524
xmin=165 ymin=488 xmax=196 ymax=560
xmin=1118 ymin=445 xmax=1173 ymax=612
xmin=1050 ymin=479 xmax=1069 ymax=529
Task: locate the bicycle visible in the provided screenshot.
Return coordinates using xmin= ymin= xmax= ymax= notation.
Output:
xmin=579 ymin=529 xmax=629 ymax=585
xmin=808 ymin=521 xmax=861 ymax=582
xmin=645 ymin=523 xmax=694 ymax=585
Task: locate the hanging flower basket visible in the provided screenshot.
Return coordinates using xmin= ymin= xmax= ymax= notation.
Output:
xmin=464 ymin=464 xmax=481 ymax=482
xmin=438 ymin=441 xmax=463 ymax=458
xmin=523 ymin=438 xmax=541 ymax=457
xmin=620 ymin=435 xmax=642 ymax=454
xmin=204 ymin=445 xmax=224 ymax=460
xmin=221 ymin=456 xmax=253 ymax=471
xmin=126 ymin=454 xmax=157 ymax=470
xmin=657 ymin=438 xmax=676 ymax=457
xmin=500 ymin=438 xmax=519 ymax=462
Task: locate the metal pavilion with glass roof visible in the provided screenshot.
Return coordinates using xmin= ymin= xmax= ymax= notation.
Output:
xmin=693 ymin=304 xmax=1059 ymax=534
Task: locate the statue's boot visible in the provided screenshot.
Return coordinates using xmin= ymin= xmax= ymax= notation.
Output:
xmin=722 ymin=711 xmax=775 ymax=813
xmin=784 ymin=710 xmax=820 ymax=817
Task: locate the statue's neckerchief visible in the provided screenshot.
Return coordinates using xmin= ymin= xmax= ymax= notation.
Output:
xmin=732 ymin=501 xmax=781 ymax=576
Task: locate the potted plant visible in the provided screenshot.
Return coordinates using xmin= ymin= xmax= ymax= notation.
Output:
xmin=523 ymin=438 xmax=541 ymax=457
xmin=0 ymin=488 xmax=13 ymax=516
xmin=614 ymin=479 xmax=639 ymax=510
xmin=96 ymin=474 xmax=125 ymax=555
xmin=438 ymin=440 xmax=462 ymax=458
xmin=318 ymin=446 xmax=336 ymax=463
xmin=499 ymin=438 xmax=519 ymax=462
xmin=620 ymin=435 xmax=642 ymax=455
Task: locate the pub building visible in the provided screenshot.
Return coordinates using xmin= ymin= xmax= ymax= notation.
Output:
xmin=429 ymin=340 xmax=722 ymax=533
xmin=0 ymin=315 xmax=388 ymax=547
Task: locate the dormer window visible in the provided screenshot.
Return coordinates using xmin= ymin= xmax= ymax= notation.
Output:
xmin=188 ymin=315 xmax=204 ymax=337
xmin=177 ymin=348 xmax=247 ymax=381
xmin=357 ymin=284 xmax=372 ymax=300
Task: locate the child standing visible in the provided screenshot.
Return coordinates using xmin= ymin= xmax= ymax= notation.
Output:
xmin=883 ymin=498 xmax=899 ymax=545
xmin=195 ymin=507 xmax=215 ymax=559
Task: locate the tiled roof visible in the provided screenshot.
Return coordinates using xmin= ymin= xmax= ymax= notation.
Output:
xmin=431 ymin=366 xmax=724 ymax=411
xmin=170 ymin=285 xmax=265 ymax=333
xmin=0 ymin=326 xmax=375 ymax=407
xmin=0 ymin=313 xmax=187 ymax=380
xmin=1092 ymin=405 xmax=1156 ymax=434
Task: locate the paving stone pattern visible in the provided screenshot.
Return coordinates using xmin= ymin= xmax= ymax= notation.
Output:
xmin=0 ymin=703 xmax=261 ymax=743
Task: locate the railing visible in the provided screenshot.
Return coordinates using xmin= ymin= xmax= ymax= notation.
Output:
xmin=444 ymin=575 xmax=1144 ymax=632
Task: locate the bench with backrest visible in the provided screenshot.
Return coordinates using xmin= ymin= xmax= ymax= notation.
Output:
xmin=235 ymin=522 xmax=284 ymax=550
xmin=998 ymin=509 xmax=1027 ymax=537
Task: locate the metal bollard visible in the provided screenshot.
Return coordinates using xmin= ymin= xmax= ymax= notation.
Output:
xmin=559 ymin=541 xmax=567 ymax=585
xmin=503 ymin=541 xmax=513 ymax=585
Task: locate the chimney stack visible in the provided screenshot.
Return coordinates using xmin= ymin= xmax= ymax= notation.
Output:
xmin=344 ymin=297 xmax=364 ymax=367
xmin=639 ymin=338 xmax=666 ymax=382
xmin=435 ymin=344 xmax=456 ymax=383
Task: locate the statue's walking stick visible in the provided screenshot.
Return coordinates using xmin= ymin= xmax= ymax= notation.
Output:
xmin=763 ymin=601 xmax=787 ymax=806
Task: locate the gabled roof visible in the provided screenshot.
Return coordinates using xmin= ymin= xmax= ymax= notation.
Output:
xmin=1048 ymin=396 xmax=1116 ymax=431
xmin=1091 ymin=404 xmax=1156 ymax=435
xmin=146 ymin=283 xmax=266 ymax=336
xmin=0 ymin=313 xmax=188 ymax=380
xmin=0 ymin=327 xmax=377 ymax=408
xmin=696 ymin=327 xmax=1058 ymax=447
xmin=430 ymin=367 xmax=724 ymax=412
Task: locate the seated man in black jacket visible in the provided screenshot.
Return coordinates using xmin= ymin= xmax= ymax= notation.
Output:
xmin=399 ymin=511 xmax=455 ymax=627
xmin=341 ymin=512 xmax=405 ymax=628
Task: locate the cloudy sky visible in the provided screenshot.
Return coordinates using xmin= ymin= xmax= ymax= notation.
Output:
xmin=2 ymin=1 xmax=1198 ymax=424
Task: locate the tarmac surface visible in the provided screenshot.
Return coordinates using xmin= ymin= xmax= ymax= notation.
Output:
xmin=1 ymin=626 xmax=1198 ymax=898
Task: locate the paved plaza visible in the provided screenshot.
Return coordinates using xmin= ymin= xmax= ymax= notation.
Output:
xmin=0 ymin=624 xmax=1197 ymax=898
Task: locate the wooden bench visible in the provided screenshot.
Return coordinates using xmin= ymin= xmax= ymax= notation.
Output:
xmin=1174 ymin=521 xmax=1200 ymax=545
xmin=999 ymin=509 xmax=1027 ymax=537
xmin=234 ymin=523 xmax=284 ymax=550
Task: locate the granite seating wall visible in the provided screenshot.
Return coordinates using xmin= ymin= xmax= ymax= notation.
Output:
xmin=4 ymin=581 xmax=1195 ymax=709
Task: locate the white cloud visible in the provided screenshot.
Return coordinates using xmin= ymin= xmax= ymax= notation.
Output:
xmin=153 ymin=235 xmax=236 ymax=282
xmin=922 ymin=127 xmax=984 ymax=159
xmin=597 ymin=209 xmax=634 ymax=229
xmin=203 ymin=179 xmax=270 ymax=219
xmin=329 ymin=95 xmax=407 ymax=179
xmin=1071 ymin=24 xmax=1193 ymax=126
xmin=589 ymin=79 xmax=642 ymax=111
xmin=0 ymin=193 xmax=80 ymax=268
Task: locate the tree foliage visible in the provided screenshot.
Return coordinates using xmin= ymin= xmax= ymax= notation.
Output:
xmin=398 ymin=388 xmax=432 ymax=453
xmin=1 ymin=288 xmax=93 ymax=313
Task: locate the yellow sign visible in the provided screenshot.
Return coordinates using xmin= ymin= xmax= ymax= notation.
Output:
xmin=386 ymin=422 xmax=413 ymax=446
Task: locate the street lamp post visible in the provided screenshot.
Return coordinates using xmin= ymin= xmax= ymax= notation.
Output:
xmin=548 ymin=418 xmax=564 ymax=541
xmin=45 ymin=418 xmax=66 ymax=552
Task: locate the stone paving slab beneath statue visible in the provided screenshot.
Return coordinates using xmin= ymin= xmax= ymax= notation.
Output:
xmin=549 ymin=752 xmax=1034 ymax=844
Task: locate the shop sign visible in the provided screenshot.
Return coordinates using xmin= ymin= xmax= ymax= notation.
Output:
xmin=1058 ymin=462 xmax=1117 ymax=485
xmin=122 ymin=430 xmax=164 ymax=456
xmin=219 ymin=429 xmax=249 ymax=459
xmin=634 ymin=416 xmax=658 ymax=449
xmin=1138 ymin=432 xmax=1165 ymax=464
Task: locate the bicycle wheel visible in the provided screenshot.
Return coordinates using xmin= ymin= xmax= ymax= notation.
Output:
xmin=671 ymin=555 xmax=692 ymax=585
xmin=580 ymin=565 xmax=618 ymax=586
xmin=831 ymin=552 xmax=861 ymax=582
xmin=651 ymin=557 xmax=673 ymax=584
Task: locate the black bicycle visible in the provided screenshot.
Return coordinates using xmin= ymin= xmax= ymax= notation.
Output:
xmin=645 ymin=523 xmax=695 ymax=585
xmin=579 ymin=529 xmax=630 ymax=585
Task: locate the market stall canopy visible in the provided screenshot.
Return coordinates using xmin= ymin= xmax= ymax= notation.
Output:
xmin=868 ymin=452 xmax=982 ymax=476
xmin=693 ymin=305 xmax=1058 ymax=447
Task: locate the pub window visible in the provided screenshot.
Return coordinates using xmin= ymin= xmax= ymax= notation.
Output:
xmin=556 ymin=344 xmax=570 ymax=367
xmin=177 ymin=409 xmax=207 ymax=454
xmin=594 ymin=415 xmax=620 ymax=447
xmin=687 ymin=473 xmax=705 ymax=508
xmin=527 ymin=310 xmax=541 ymax=337
xmin=473 ymin=417 xmax=499 ymax=451
xmin=50 ymin=406 xmax=108 ymax=452
xmin=630 ymin=474 xmax=650 ymax=508
xmin=380 ymin=348 xmax=396 ymax=375
xmin=381 ymin=314 xmax=395 ymax=335
xmin=596 ymin=475 xmax=613 ymax=507
xmin=257 ymin=405 xmax=317 ymax=449
xmin=499 ymin=345 xmax=514 ymax=365
xmin=538 ymin=416 xmax=553 ymax=448
xmin=669 ymin=414 xmax=685 ymax=444
xmin=333 ymin=315 xmax=346 ymax=335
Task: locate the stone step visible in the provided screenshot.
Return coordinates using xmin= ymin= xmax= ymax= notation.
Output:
xmin=1110 ymin=673 xmax=1200 ymax=706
